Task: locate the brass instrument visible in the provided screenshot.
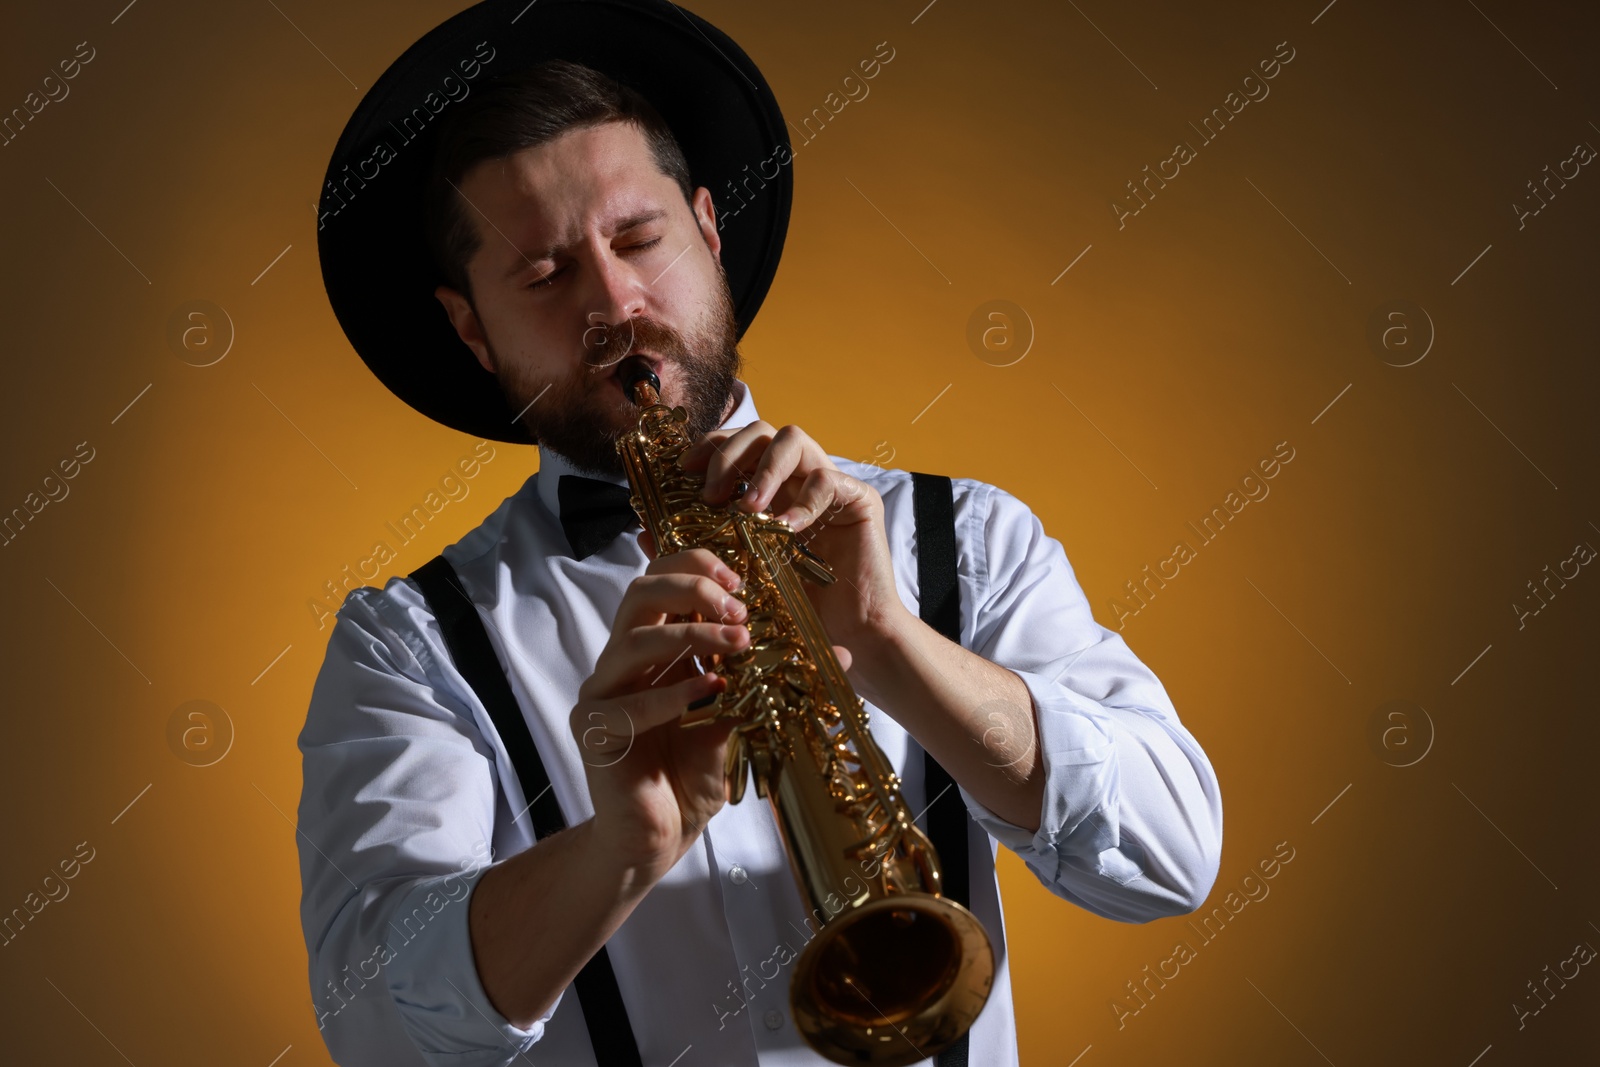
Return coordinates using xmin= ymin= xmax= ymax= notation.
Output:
xmin=615 ymin=358 xmax=994 ymax=1066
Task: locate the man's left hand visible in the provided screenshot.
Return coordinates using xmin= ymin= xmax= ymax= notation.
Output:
xmin=666 ymin=420 xmax=1047 ymax=831
xmin=668 ymin=421 xmax=909 ymax=663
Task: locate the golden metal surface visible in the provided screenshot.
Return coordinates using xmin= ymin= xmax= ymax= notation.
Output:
xmin=617 ymin=371 xmax=995 ymax=1066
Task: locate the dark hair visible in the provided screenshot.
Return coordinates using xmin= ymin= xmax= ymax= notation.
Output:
xmin=424 ymin=59 xmax=695 ymax=302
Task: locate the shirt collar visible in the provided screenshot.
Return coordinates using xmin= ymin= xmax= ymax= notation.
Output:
xmin=533 ymin=377 xmax=761 ymax=522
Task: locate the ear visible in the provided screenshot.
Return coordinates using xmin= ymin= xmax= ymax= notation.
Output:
xmin=434 ymin=285 xmax=495 ymax=373
xmin=691 ymin=186 xmax=721 ymax=265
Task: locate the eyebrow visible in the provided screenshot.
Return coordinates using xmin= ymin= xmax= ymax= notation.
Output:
xmin=503 ymin=208 xmax=669 ymax=280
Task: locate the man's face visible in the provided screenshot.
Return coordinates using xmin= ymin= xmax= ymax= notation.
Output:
xmin=434 ymin=119 xmax=742 ymax=478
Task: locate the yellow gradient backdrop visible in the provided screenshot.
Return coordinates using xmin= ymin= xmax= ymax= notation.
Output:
xmin=0 ymin=1 xmax=1595 ymax=1064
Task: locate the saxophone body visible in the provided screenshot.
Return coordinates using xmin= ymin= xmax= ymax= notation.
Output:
xmin=615 ymin=361 xmax=994 ymax=1067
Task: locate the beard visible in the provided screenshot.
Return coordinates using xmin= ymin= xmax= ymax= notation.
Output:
xmin=489 ymin=263 xmax=743 ymax=479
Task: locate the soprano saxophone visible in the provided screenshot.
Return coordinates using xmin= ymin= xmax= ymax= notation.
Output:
xmin=615 ymin=358 xmax=994 ymax=1067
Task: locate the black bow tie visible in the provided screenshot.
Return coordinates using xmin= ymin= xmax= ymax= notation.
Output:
xmin=557 ymin=474 xmax=640 ymax=560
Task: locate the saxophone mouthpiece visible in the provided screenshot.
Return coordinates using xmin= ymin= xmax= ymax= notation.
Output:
xmin=619 ymin=356 xmax=661 ymax=407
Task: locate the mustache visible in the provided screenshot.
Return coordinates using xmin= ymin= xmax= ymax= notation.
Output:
xmin=581 ymin=317 xmax=684 ymax=372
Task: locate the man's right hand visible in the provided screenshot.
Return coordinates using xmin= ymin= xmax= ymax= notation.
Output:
xmin=465 ymin=546 xmax=746 ymax=1031
xmin=468 ymin=541 xmax=853 ymax=1030
xmin=571 ymin=545 xmax=750 ymax=884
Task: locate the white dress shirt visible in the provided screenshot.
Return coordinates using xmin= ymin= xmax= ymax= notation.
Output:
xmin=296 ymin=378 xmax=1223 ymax=1067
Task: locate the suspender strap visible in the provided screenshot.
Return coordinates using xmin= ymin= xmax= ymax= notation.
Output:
xmin=910 ymin=472 xmax=973 ymax=1067
xmin=408 ymin=555 xmax=644 ymax=1067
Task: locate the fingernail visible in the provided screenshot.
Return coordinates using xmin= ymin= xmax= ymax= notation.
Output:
xmin=722 ymin=595 xmax=746 ymax=621
xmin=721 ymin=625 xmax=747 ymax=643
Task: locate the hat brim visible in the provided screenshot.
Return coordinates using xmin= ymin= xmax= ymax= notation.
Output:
xmin=317 ymin=0 xmax=791 ymax=444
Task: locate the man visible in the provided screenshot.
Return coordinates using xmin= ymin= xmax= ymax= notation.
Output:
xmin=302 ymin=3 xmax=1221 ymax=1065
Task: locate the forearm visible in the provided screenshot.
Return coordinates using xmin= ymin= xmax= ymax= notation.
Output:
xmin=853 ymin=607 xmax=1045 ymax=832
xmin=468 ymin=818 xmax=655 ymax=1030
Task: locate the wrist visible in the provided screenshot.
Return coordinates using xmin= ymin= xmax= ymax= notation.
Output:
xmin=845 ymin=602 xmax=922 ymax=707
xmin=582 ymin=815 xmax=684 ymax=894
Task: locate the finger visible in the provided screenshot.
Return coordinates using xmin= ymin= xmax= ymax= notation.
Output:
xmin=677 ymin=424 xmax=747 ymax=472
xmin=637 ymin=535 xmax=743 ymax=600
xmin=589 ymin=621 xmax=750 ymax=695
xmin=573 ymin=671 xmax=727 ymax=753
xmin=622 ymin=671 xmax=727 ymax=736
xmin=833 ymin=644 xmax=853 ymax=673
xmin=742 ymin=424 xmax=830 ymax=514
xmin=642 ymin=546 xmax=739 ymax=585
xmin=772 ymin=466 xmax=837 ymax=533
xmin=695 ymin=422 xmax=775 ymax=503
xmin=774 ymin=467 xmax=874 ymax=533
xmin=613 ymin=570 xmax=747 ymax=632
xmin=612 ymin=575 xmax=739 ymax=638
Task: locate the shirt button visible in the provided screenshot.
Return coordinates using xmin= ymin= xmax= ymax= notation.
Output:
xmin=763 ymin=1009 xmax=784 ymax=1030
xmin=728 ymin=865 xmax=748 ymax=885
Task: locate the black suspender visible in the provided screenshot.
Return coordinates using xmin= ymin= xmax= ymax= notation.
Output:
xmin=910 ymin=473 xmax=970 ymax=908
xmin=910 ymin=472 xmax=973 ymax=1067
xmin=408 ymin=471 xmax=972 ymax=1067
xmin=408 ymin=556 xmax=644 ymax=1067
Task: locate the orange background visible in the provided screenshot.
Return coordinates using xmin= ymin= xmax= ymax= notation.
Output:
xmin=1 ymin=0 xmax=1596 ymax=1063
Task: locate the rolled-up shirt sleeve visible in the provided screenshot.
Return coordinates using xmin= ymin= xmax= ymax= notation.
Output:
xmin=296 ymin=581 xmax=553 ymax=1066
xmin=954 ymin=481 xmax=1223 ymax=923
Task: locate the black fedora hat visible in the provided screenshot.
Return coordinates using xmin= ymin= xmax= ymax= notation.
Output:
xmin=317 ymin=0 xmax=792 ymax=444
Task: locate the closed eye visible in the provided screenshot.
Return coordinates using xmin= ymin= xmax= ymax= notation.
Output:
xmin=527 ymin=266 xmax=563 ymax=290
xmin=526 ymin=238 xmax=664 ymax=291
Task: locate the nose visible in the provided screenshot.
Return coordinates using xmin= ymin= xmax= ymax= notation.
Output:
xmin=584 ymin=247 xmax=649 ymax=363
